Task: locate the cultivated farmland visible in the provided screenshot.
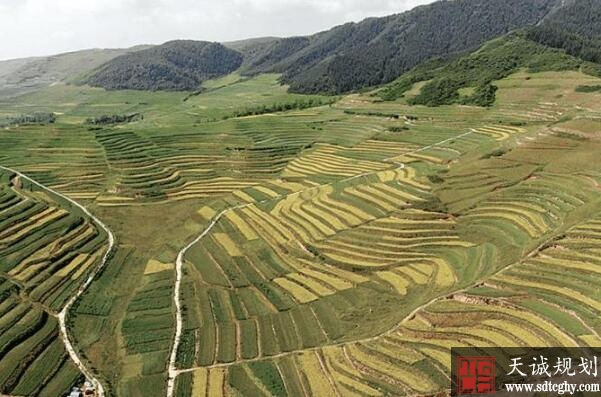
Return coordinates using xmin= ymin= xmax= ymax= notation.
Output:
xmin=0 ymin=169 xmax=110 ymax=395
xmin=1 ymin=68 xmax=601 ymax=396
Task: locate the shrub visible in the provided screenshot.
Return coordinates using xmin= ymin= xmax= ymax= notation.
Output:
xmin=575 ymin=85 xmax=601 ymax=93
xmin=0 ymin=113 xmax=56 ymax=127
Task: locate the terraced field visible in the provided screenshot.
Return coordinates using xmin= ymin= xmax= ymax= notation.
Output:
xmin=0 ymin=168 xmax=110 ymax=395
xmin=0 ymin=70 xmax=600 ymax=396
xmin=0 ymin=277 xmax=82 ymax=396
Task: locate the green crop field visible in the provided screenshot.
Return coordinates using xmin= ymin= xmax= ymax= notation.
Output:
xmin=1 ymin=63 xmax=601 ymax=397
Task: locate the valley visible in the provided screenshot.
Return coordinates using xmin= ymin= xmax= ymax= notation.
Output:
xmin=1 ymin=68 xmax=600 ymax=396
xmin=1 ymin=0 xmax=601 ymax=396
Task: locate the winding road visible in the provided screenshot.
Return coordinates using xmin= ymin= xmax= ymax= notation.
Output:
xmin=166 ymin=204 xmax=251 ymax=397
xmin=0 ymin=165 xmax=114 ymax=397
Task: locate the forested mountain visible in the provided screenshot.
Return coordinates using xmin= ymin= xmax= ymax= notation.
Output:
xmin=523 ymin=0 xmax=601 ymax=64
xmin=540 ymin=0 xmax=601 ymax=40
xmin=239 ymin=0 xmax=562 ymax=94
xmin=9 ymin=0 xmax=599 ymax=96
xmin=86 ymin=41 xmax=243 ymax=91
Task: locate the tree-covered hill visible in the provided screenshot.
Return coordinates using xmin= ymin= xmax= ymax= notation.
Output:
xmin=378 ymin=32 xmax=587 ymax=105
xmin=377 ymin=0 xmax=601 ymax=106
xmin=239 ymin=0 xmax=562 ymax=94
xmin=85 ymin=40 xmax=243 ymax=91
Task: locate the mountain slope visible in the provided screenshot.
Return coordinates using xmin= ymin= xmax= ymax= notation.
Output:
xmin=378 ymin=32 xmax=584 ymax=105
xmin=223 ymin=37 xmax=280 ymax=68
xmin=0 ymin=47 xmax=149 ymax=98
xmin=240 ymin=0 xmax=562 ymax=94
xmin=86 ymin=40 xmax=243 ymax=91
xmin=541 ymin=0 xmax=601 ymax=39
xmin=523 ymin=0 xmax=601 ymax=67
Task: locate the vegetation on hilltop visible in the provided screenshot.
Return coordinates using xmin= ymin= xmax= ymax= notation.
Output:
xmin=86 ymin=41 xmax=243 ymax=91
xmin=379 ymin=34 xmax=586 ymax=106
xmin=523 ymin=0 xmax=601 ymax=74
xmin=223 ymin=37 xmax=280 ymax=69
xmin=378 ymin=0 xmax=601 ymax=106
xmin=576 ymin=84 xmax=601 ymax=92
xmin=525 ymin=26 xmax=601 ymax=65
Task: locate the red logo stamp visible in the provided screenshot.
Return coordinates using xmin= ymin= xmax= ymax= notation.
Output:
xmin=457 ymin=356 xmax=496 ymax=394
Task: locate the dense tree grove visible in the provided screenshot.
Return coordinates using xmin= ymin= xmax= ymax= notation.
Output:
xmin=542 ymin=0 xmax=601 ymax=40
xmin=226 ymin=98 xmax=337 ymax=119
xmin=86 ymin=41 xmax=243 ymax=91
xmin=523 ymin=0 xmax=601 ymax=66
xmin=526 ymin=26 xmax=601 ymax=64
xmin=377 ymin=0 xmax=601 ymax=107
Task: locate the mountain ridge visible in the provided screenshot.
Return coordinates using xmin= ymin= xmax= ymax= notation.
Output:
xmin=239 ymin=0 xmax=564 ymax=93
xmin=2 ymin=0 xmax=592 ymax=96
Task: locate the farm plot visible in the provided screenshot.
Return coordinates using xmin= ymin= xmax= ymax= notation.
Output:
xmin=167 ymin=70 xmax=601 ymax=397
xmin=282 ymin=144 xmax=388 ymax=179
xmin=122 ymin=268 xmax=175 ymax=360
xmin=194 ymin=208 xmax=601 ymax=397
xmin=489 ymin=71 xmax=596 ymax=123
xmin=93 ymin=114 xmax=329 ymax=205
xmin=460 ymin=173 xmax=590 ymax=243
xmin=0 ymin=171 xmax=108 ymax=311
xmin=0 ymin=277 xmax=82 ymax=396
xmin=2 ymin=68 xmax=601 ymax=397
xmin=92 ymin=129 xmax=187 ymax=200
xmin=0 ymin=124 xmax=108 ymax=199
xmin=326 ymin=212 xmax=601 ymax=395
xmin=183 ymin=287 xmax=580 ymax=397
xmin=489 ymin=215 xmax=601 ymax=338
xmin=315 ymin=209 xmax=471 ymax=270
xmin=471 ymin=125 xmax=527 ymax=141
xmin=175 ymin=159 xmax=489 ymax=371
xmin=0 ymin=172 xmax=113 ymax=394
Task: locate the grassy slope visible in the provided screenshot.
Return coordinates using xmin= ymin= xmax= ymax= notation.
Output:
xmin=0 ymin=47 xmax=150 ymax=99
xmin=0 ymin=74 xmax=330 ymax=124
